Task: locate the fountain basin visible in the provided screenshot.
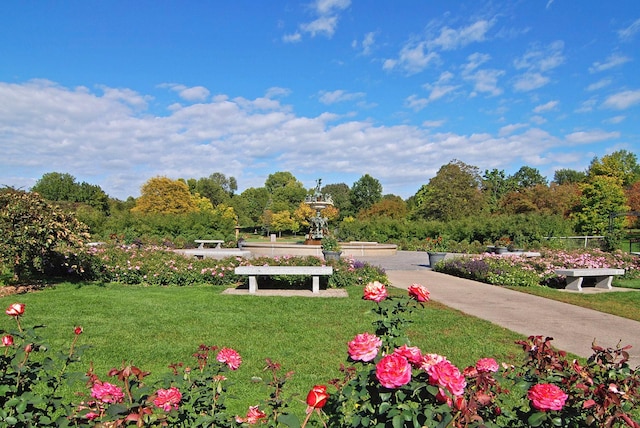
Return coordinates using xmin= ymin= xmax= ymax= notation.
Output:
xmin=241 ymin=241 xmax=397 ymax=258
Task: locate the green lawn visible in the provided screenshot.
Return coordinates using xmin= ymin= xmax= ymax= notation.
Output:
xmin=0 ymin=282 xmax=526 ymax=416
xmin=508 ymin=282 xmax=640 ymax=322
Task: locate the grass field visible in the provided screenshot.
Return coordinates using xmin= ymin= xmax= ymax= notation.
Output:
xmin=0 ymin=282 xmax=527 ymax=416
xmin=508 ymin=279 xmax=640 ymax=322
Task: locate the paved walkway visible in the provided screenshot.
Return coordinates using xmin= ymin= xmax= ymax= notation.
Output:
xmin=357 ymin=251 xmax=640 ymax=369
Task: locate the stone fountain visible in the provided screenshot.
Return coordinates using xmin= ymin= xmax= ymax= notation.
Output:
xmin=304 ymin=179 xmax=333 ymax=243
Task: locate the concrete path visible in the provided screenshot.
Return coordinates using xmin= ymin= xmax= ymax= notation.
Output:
xmin=357 ymin=251 xmax=640 ymax=369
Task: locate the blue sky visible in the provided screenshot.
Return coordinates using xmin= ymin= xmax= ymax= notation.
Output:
xmin=1 ymin=1 xmax=639 ymax=200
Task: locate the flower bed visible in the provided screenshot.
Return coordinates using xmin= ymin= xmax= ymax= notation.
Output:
xmin=2 ymin=282 xmax=639 ymax=427
xmin=435 ymin=249 xmax=640 ymax=287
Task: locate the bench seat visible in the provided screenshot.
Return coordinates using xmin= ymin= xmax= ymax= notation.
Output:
xmin=554 ymin=268 xmax=625 ymax=291
xmin=234 ymin=266 xmax=333 ymax=294
xmin=195 ymin=239 xmax=224 ymax=249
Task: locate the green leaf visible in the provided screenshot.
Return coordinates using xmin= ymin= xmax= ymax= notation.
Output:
xmin=277 ymin=413 xmax=301 ymax=428
xmin=527 ymin=411 xmax=547 ymax=427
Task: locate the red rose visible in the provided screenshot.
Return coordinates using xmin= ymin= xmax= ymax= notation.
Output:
xmin=363 ymin=281 xmax=387 ymax=303
xmin=376 ymin=354 xmax=412 ymax=389
xmin=217 ymin=347 xmax=242 ymax=370
xmin=528 ymin=383 xmax=568 ymax=411
xmin=5 ymin=303 xmax=25 ymax=317
xmin=74 ymin=326 xmax=83 ymax=335
xmin=407 ymin=283 xmax=430 ymax=302
xmin=154 ymin=387 xmax=182 ymax=411
xmin=306 ymin=385 xmax=329 ymax=408
xmin=348 ymin=332 xmax=382 ymax=362
xmin=2 ymin=335 xmax=13 ymax=347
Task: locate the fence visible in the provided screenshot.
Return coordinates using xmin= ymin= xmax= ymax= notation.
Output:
xmin=545 ymin=236 xmax=605 ymax=249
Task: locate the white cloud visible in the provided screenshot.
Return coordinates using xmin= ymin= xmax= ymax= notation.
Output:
xmin=513 ymin=72 xmax=550 ymax=92
xmin=533 ymin=100 xmax=559 ymax=113
xmin=0 ymin=79 xmax=623 ymax=200
xmin=603 ymin=115 xmax=626 ymax=124
xmin=160 ymin=83 xmax=210 ymax=102
xmin=383 ymin=41 xmax=440 ymax=74
xmin=586 ymin=78 xmax=612 ymax=91
xmin=565 ymin=130 xmax=620 ymax=144
xmin=318 ymin=89 xmax=365 ymax=104
xmin=265 ymin=87 xmax=292 ymax=99
xmin=575 ymin=98 xmax=597 ymax=113
xmin=589 ymin=53 xmax=631 ymax=73
xmin=618 ymin=18 xmax=640 ymax=41
xmin=514 ymin=40 xmax=565 ymax=72
xmin=285 ymin=0 xmax=351 ymax=41
xmin=427 ymin=19 xmax=494 ymax=51
xmin=499 ymin=123 xmax=528 ymax=136
xmin=602 ymin=89 xmax=640 ymax=109
xmin=354 ymin=31 xmax=376 ymax=55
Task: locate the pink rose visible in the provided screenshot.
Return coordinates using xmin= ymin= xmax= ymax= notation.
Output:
xmin=475 ymin=357 xmax=499 ymax=373
xmin=91 ymin=382 xmax=124 ymax=404
xmin=2 ymin=335 xmax=14 ymax=347
xmin=236 ymin=405 xmax=267 ymax=424
xmin=376 ymin=354 xmax=412 ymax=389
xmin=407 ymin=284 xmax=430 ymax=302
xmin=5 ymin=303 xmax=25 ymax=317
xmin=348 ymin=332 xmax=382 ymax=362
xmin=420 ymin=353 xmax=448 ymax=370
xmin=153 ymin=386 xmax=182 ymax=411
xmin=427 ymin=360 xmax=467 ymax=397
xmin=393 ymin=345 xmax=423 ymax=367
xmin=528 ymin=383 xmax=568 ymax=411
xmin=217 ymin=347 xmax=242 ymax=370
xmin=363 ymin=281 xmax=387 ymax=303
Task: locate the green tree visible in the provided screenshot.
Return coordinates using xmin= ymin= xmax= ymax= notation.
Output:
xmin=509 ymin=166 xmax=547 ymax=189
xmin=190 ymin=172 xmax=238 ymax=206
xmin=358 ymin=195 xmax=407 ymax=220
xmin=413 ymin=160 xmax=485 ymax=221
xmin=270 ymin=210 xmax=299 ymax=236
xmin=264 ymin=172 xmax=307 ymax=213
xmin=322 ymin=183 xmax=352 ymax=218
xmin=31 ymin=172 xmax=110 ymax=213
xmin=0 ymin=188 xmax=89 ymax=280
xmin=350 ymin=174 xmax=382 ymax=214
xmin=572 ymin=176 xmax=629 ymax=234
xmin=233 ymin=187 xmax=270 ymax=227
xmin=482 ymin=169 xmax=513 ymax=213
xmin=132 ymin=176 xmax=198 ymax=215
xmin=588 ymin=149 xmax=640 ymax=187
xmin=553 ymin=168 xmax=587 ymax=185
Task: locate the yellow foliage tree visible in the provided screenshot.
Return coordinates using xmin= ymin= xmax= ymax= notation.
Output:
xmin=131 ymin=176 xmax=198 ymax=215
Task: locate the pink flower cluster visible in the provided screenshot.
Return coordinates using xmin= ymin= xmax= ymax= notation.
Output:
xmin=363 ymin=281 xmax=388 ymax=302
xmin=153 ymin=386 xmax=182 ymax=411
xmin=528 ymin=383 xmax=568 ymax=411
xmin=91 ymin=382 xmax=124 ymax=404
xmin=236 ymin=405 xmax=267 ymax=424
xmin=217 ymin=347 xmax=242 ymax=370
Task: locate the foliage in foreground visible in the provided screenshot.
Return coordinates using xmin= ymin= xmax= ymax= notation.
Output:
xmin=1 ymin=283 xmax=638 ymax=427
xmin=435 ymin=249 xmax=640 ymax=288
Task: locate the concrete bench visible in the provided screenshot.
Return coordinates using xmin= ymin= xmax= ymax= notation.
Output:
xmin=195 ymin=239 xmax=224 ymax=249
xmin=554 ymin=268 xmax=625 ymax=291
xmin=234 ymin=266 xmax=333 ymax=294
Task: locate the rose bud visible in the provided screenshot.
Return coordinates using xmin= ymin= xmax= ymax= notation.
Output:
xmin=2 ymin=335 xmax=14 ymax=347
xmin=306 ymin=385 xmax=329 ymax=409
xmin=5 ymin=303 xmax=25 ymax=317
xmin=74 ymin=326 xmax=83 ymax=335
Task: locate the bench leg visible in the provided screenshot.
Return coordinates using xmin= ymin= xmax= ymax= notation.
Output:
xmin=312 ymin=276 xmax=320 ymax=293
xmin=198 ymin=243 xmax=205 ymax=249
xmin=594 ymin=276 xmax=613 ymax=290
xmin=248 ymin=276 xmax=258 ymax=293
xmin=565 ymin=276 xmax=583 ymax=291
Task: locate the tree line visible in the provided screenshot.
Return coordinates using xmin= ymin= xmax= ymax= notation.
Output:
xmin=23 ymin=149 xmax=640 ymax=245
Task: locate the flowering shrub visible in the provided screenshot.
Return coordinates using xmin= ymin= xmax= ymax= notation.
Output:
xmin=421 ymin=236 xmax=448 ymax=252
xmin=436 ymin=249 xmax=640 ymax=287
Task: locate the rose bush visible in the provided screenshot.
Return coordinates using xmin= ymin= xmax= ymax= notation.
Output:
xmin=2 ymin=280 xmax=639 ymax=427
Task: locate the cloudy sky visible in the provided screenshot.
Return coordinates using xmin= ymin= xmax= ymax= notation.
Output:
xmin=1 ymin=1 xmax=639 ymax=200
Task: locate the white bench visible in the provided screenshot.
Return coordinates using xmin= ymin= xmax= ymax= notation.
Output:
xmin=554 ymin=268 xmax=625 ymax=291
xmin=195 ymin=239 xmax=224 ymax=249
xmin=234 ymin=266 xmax=333 ymax=294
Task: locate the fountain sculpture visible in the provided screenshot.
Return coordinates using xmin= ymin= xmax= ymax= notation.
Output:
xmin=304 ymin=179 xmax=333 ymax=242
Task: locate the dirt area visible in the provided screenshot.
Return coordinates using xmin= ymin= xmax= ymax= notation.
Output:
xmin=0 ymin=284 xmax=44 ymax=298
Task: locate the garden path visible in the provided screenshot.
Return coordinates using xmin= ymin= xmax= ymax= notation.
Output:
xmin=357 ymin=251 xmax=640 ymax=369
